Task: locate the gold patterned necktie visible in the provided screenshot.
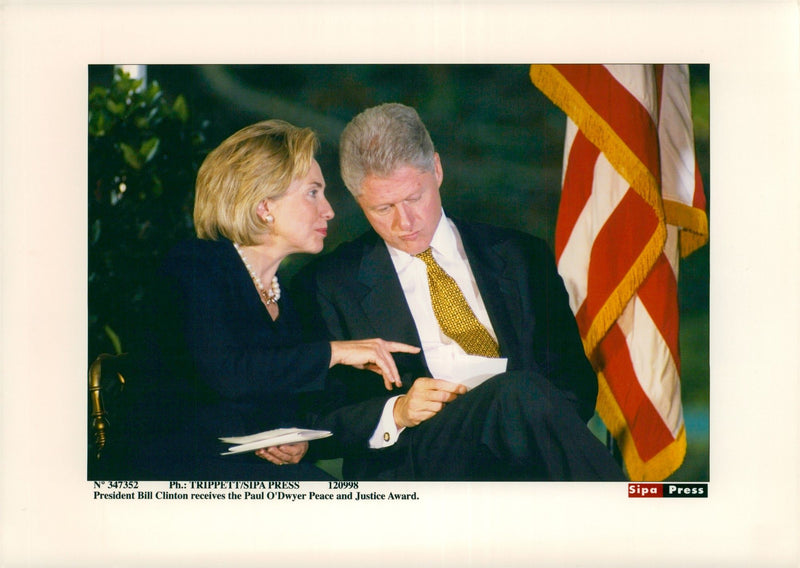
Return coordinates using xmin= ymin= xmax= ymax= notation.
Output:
xmin=415 ymin=248 xmax=500 ymax=358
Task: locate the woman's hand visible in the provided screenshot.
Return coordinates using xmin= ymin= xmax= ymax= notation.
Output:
xmin=329 ymin=339 xmax=420 ymax=390
xmin=255 ymin=442 xmax=309 ymax=466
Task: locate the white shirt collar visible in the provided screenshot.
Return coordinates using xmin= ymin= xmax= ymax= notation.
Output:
xmin=429 ymin=211 xmax=460 ymax=260
xmin=386 ymin=209 xmax=455 ymax=267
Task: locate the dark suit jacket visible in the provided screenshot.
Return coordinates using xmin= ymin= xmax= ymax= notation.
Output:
xmin=295 ymin=218 xmax=597 ymax=471
xmin=121 ymin=238 xmax=333 ymax=478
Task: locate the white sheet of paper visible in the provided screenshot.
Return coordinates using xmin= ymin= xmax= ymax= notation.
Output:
xmin=219 ymin=428 xmax=332 ymax=455
xmin=424 ymin=349 xmax=508 ymax=390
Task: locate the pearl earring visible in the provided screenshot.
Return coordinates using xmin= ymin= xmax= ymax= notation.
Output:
xmin=265 ymin=214 xmax=274 ymax=223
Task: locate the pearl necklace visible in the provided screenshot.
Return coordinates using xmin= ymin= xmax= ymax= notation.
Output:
xmin=233 ymin=243 xmax=281 ymax=305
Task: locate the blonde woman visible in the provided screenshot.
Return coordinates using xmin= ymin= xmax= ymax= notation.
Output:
xmin=123 ymin=120 xmax=417 ymax=480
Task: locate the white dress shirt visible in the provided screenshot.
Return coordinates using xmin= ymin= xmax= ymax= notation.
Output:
xmin=368 ymin=212 xmax=508 ymax=448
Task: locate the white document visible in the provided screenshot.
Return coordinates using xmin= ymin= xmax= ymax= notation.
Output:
xmin=423 ymin=348 xmax=508 ymax=390
xmin=219 ymin=428 xmax=332 ymax=455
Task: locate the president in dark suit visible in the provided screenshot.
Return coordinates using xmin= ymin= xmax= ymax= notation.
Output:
xmin=297 ymin=103 xmax=625 ymax=481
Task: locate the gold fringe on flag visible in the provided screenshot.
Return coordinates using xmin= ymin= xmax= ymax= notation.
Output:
xmin=530 ymin=64 xmax=667 ymax=361
xmin=596 ymin=371 xmax=687 ymax=481
xmin=664 ymin=199 xmax=710 ymax=258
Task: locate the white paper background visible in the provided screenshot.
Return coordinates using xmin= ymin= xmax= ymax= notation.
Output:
xmin=2 ymin=2 xmax=799 ymax=567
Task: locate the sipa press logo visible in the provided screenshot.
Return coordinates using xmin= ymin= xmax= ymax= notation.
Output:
xmin=628 ymin=483 xmax=708 ymax=498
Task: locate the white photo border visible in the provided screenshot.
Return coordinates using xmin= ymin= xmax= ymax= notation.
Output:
xmin=2 ymin=2 xmax=799 ymax=567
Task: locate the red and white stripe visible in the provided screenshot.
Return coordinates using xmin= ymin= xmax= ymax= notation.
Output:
xmin=531 ymin=64 xmax=707 ymax=480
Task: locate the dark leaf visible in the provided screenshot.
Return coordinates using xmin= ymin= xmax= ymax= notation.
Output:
xmin=151 ymin=173 xmax=164 ymax=197
xmin=120 ymin=142 xmax=142 ymax=170
xmin=144 ymin=81 xmax=163 ymax=105
xmin=106 ymin=99 xmax=126 ymax=116
xmin=140 ymin=136 xmax=160 ymax=164
xmin=89 ymin=85 xmax=109 ymax=102
xmin=89 ymin=111 xmax=108 ymax=137
xmin=90 ymin=219 xmax=102 ymax=245
xmin=173 ymin=95 xmax=189 ymax=123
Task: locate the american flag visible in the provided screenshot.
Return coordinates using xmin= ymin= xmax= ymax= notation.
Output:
xmin=530 ymin=64 xmax=708 ymax=480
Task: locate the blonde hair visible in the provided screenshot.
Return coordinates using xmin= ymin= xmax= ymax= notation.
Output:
xmin=339 ymin=103 xmax=436 ymax=196
xmin=193 ymin=119 xmax=319 ymax=244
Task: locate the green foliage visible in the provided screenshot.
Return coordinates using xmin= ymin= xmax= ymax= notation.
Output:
xmin=89 ymin=68 xmax=207 ymax=358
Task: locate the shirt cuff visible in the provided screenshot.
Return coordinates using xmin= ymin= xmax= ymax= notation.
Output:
xmin=368 ymin=395 xmax=405 ymax=449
